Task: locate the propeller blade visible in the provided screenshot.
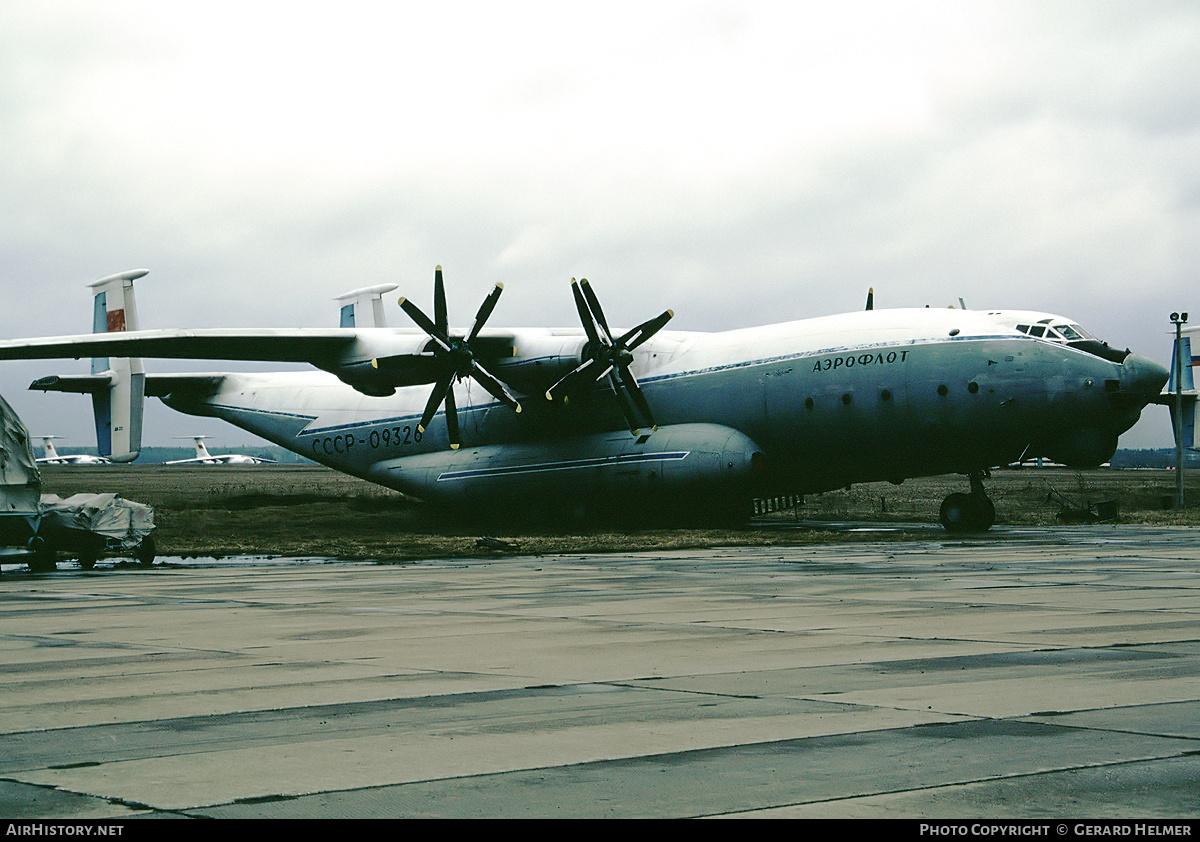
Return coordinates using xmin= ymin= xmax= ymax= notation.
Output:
xmin=617 ymin=366 xmax=657 ymax=430
xmin=418 ymin=370 xmax=454 ymax=433
xmin=469 ymin=361 xmax=521 ymax=412
xmin=434 ymin=266 xmax=448 ymax=335
xmin=865 ymin=288 xmax=874 ymax=311
xmin=579 ymin=279 xmax=613 ymax=342
xmin=608 ymin=371 xmax=640 ymax=434
xmin=399 ymin=297 xmax=451 ymax=351
xmin=546 ymin=357 xmax=597 ymax=401
xmin=618 ymin=309 xmax=673 ymax=351
xmin=467 ymin=283 xmax=503 ymax=344
xmin=444 ymin=382 xmax=460 ymax=449
xmin=570 ymin=279 xmax=601 ymax=346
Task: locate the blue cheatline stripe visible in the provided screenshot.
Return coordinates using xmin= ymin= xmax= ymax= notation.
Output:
xmin=433 ymin=451 xmax=690 ymax=482
xmin=637 ymin=334 xmax=1038 ymax=386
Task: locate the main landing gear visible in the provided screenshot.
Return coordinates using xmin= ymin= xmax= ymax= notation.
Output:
xmin=939 ymin=471 xmax=996 ymax=533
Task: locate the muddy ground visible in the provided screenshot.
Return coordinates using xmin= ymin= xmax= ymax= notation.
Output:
xmin=37 ymin=463 xmax=1200 ymax=562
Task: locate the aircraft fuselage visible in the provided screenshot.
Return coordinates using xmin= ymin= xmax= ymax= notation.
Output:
xmin=159 ymin=307 xmax=1164 ymax=513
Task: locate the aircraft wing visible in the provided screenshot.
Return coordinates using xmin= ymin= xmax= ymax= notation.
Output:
xmin=0 ymin=328 xmax=365 ymax=363
xmin=0 ymin=328 xmax=478 ymax=395
xmin=0 ymin=326 xmax=572 ymax=400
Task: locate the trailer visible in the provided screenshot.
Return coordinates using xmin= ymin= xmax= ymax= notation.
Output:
xmin=39 ymin=493 xmax=155 ymax=569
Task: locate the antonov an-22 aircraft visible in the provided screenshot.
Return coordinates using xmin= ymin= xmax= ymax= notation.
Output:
xmin=0 ymin=268 xmax=1170 ymax=532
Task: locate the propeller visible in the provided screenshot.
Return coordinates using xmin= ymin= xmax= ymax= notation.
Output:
xmin=546 ymin=278 xmax=673 ymax=434
xmin=394 ymin=266 xmax=520 ymax=449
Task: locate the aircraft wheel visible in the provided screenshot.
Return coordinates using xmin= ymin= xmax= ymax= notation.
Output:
xmin=971 ymin=496 xmax=996 ymax=531
xmin=78 ymin=550 xmax=99 ymax=571
xmin=27 ymin=536 xmax=57 ymax=573
xmin=939 ymin=493 xmax=995 ymax=533
xmin=939 ymin=493 xmax=973 ymax=533
xmin=136 ymin=536 xmax=156 ymax=567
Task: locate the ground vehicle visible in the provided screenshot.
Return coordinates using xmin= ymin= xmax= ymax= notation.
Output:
xmin=38 ymin=493 xmax=155 ymax=570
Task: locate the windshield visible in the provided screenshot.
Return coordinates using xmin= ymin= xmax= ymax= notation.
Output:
xmin=1006 ymin=317 xmax=1126 ymax=362
xmin=1013 ymin=320 xmax=1095 ymax=342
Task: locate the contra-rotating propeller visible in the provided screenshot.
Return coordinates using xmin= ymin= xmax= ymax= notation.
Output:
xmin=392 ymin=266 xmax=521 ymax=449
xmin=545 ymin=278 xmax=673 ymax=434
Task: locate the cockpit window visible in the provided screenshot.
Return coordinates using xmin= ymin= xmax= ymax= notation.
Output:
xmin=1004 ymin=316 xmax=1126 ymax=362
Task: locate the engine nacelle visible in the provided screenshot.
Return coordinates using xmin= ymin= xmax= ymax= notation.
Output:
xmin=488 ymin=333 xmax=588 ymax=396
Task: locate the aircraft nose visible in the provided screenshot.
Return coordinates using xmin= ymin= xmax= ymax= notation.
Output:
xmin=1118 ymin=352 xmax=1169 ymax=404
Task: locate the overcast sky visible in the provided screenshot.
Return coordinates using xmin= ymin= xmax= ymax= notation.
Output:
xmin=1 ymin=0 xmax=1197 ymax=452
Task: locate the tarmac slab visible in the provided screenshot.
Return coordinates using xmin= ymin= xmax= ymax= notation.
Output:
xmin=1 ymin=524 xmax=1198 ymax=819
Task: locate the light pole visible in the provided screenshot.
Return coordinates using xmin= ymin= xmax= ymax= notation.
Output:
xmin=1171 ymin=312 xmax=1188 ymax=510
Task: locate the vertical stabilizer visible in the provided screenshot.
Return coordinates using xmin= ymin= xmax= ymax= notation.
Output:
xmin=1167 ymin=334 xmax=1198 ymax=450
xmin=87 ymin=269 xmax=148 ymax=462
xmin=335 ymin=284 xmax=398 ymax=328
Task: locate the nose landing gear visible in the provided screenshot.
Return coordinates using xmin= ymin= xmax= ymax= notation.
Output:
xmin=939 ymin=471 xmax=996 ymax=533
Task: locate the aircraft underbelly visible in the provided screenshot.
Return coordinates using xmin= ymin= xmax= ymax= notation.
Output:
xmin=366 ymin=423 xmax=762 ymax=506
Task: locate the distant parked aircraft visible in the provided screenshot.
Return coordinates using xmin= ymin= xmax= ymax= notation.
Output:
xmin=35 ymin=436 xmax=110 ymax=465
xmin=165 ymin=436 xmax=274 ymax=465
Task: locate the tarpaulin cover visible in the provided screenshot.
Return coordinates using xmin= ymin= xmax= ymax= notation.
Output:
xmin=0 ymin=392 xmax=42 ymax=516
xmin=41 ymin=493 xmax=155 ymax=549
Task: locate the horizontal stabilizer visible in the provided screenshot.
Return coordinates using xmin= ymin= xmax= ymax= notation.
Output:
xmin=30 ymin=374 xmax=111 ymax=394
xmin=33 ymin=373 xmax=225 ymax=398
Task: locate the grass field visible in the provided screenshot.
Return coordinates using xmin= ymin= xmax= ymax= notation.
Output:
xmin=35 ymin=463 xmax=1200 ymax=562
